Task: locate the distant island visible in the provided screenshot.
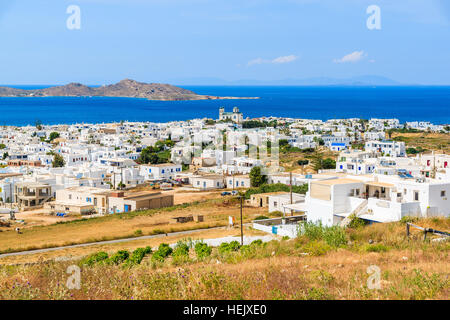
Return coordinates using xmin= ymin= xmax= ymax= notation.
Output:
xmin=0 ymin=79 xmax=259 ymax=101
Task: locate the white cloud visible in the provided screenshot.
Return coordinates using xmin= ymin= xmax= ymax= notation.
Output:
xmin=272 ymin=55 xmax=298 ymax=64
xmin=247 ymin=55 xmax=298 ymax=66
xmin=333 ymin=51 xmax=366 ymax=63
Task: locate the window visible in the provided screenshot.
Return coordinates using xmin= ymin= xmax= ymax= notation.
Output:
xmin=69 ymin=194 xmax=72 ymax=200
xmin=441 ymin=190 xmax=446 ymax=197
xmin=414 ymin=191 xmax=419 ymax=201
xmin=274 ymin=201 xmax=278 ymax=207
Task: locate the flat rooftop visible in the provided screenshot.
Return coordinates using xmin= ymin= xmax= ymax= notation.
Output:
xmin=145 ymin=163 xmax=178 ymax=167
xmin=313 ymin=178 xmax=362 ymax=186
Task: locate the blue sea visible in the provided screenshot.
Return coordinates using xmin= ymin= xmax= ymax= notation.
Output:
xmin=0 ymin=86 xmax=449 ymax=126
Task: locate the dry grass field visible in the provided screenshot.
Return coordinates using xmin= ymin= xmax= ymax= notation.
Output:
xmin=0 ymin=198 xmax=267 ymax=254
xmin=392 ymin=132 xmax=450 ymax=153
xmin=0 ymin=217 xmax=448 ymax=300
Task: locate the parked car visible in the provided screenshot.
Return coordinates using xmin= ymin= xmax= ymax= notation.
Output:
xmin=221 ymin=191 xmax=231 ymax=196
xmin=231 ymin=190 xmax=239 ymax=196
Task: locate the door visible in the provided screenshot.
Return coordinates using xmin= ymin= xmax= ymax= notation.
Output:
xmin=124 ymin=205 xmax=131 ymax=212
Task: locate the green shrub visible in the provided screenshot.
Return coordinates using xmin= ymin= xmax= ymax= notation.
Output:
xmin=306 ymin=287 xmax=334 ymax=300
xmin=303 ymin=222 xmax=347 ymax=247
xmin=400 ymin=216 xmax=419 ymax=224
xmin=108 ymin=250 xmax=130 ymax=265
xmin=270 ymin=211 xmax=283 ymax=217
xmin=303 ymin=241 xmax=332 ymax=256
xmin=194 ymin=242 xmax=212 ymax=259
xmin=152 ymin=243 xmax=173 ymax=262
xmin=134 ymin=229 xmax=143 ymax=236
xmin=254 ymin=215 xmax=269 ymax=221
xmin=347 ymin=215 xmax=369 ymax=229
xmin=229 ymin=241 xmax=241 ymax=251
xmin=143 ymin=246 xmax=152 ymax=254
xmin=218 ymin=241 xmax=241 ymax=254
xmin=250 ymin=239 xmax=263 ymax=246
xmin=126 ymin=248 xmax=147 ymax=265
xmin=80 ymin=251 xmax=109 ymax=266
xmin=322 ymin=226 xmax=347 ymax=247
xmin=173 ymin=241 xmax=190 ymax=257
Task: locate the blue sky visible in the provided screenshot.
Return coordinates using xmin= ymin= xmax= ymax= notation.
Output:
xmin=0 ymin=0 xmax=449 ymax=85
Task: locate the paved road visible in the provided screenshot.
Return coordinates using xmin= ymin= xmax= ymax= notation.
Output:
xmin=0 ymin=226 xmax=229 ymax=259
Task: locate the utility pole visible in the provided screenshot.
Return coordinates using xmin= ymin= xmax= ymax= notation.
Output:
xmin=240 ymin=195 xmax=243 ymax=246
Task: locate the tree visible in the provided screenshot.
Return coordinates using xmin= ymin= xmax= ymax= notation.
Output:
xmin=310 ymin=150 xmax=324 ymax=172
xmin=249 ymin=166 xmax=267 ymax=187
xmin=0 ymin=144 xmax=6 ymax=150
xmin=138 ymin=147 xmax=159 ymax=164
xmin=313 ymin=137 xmax=325 ymax=146
xmin=279 ymin=139 xmax=289 ymax=148
xmin=387 ymin=129 xmax=395 ymax=140
xmin=322 ymin=158 xmax=336 ymax=169
xmin=52 ymin=154 xmax=65 ymax=167
xmin=2 ymin=152 xmax=8 ymax=160
xmin=310 ymin=149 xmax=336 ymax=172
xmin=49 ymin=132 xmax=60 ymax=142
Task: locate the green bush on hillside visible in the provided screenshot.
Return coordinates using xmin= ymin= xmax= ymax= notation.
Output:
xmin=173 ymin=241 xmax=190 ymax=257
xmin=218 ymin=241 xmax=241 ymax=254
xmin=80 ymin=251 xmax=109 ymax=266
xmin=126 ymin=247 xmax=152 ymax=266
xmin=194 ymin=242 xmax=212 ymax=259
xmin=303 ymin=222 xmax=347 ymax=247
xmin=108 ymin=250 xmax=130 ymax=265
xmin=152 ymin=243 xmax=173 ymax=262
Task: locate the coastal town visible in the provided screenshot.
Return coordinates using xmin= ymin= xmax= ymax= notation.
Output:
xmin=0 ymin=107 xmax=449 ymax=240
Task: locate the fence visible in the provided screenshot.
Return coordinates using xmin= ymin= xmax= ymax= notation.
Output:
xmin=406 ymin=222 xmax=450 ymax=240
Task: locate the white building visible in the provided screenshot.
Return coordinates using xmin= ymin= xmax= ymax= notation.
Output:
xmin=336 ymin=150 xmax=377 ymax=175
xmin=219 ymin=107 xmax=244 ymax=124
xmin=301 ymin=175 xmax=450 ymax=227
xmin=365 ymin=140 xmax=406 ymax=157
xmin=139 ymin=163 xmax=182 ymax=181
xmin=190 ymin=175 xmax=225 ymax=190
xmin=226 ymin=175 xmax=251 ymax=189
xmin=268 ymin=192 xmax=305 ymax=213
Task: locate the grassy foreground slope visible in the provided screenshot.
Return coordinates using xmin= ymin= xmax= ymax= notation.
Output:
xmin=0 ymin=217 xmax=448 ymax=300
